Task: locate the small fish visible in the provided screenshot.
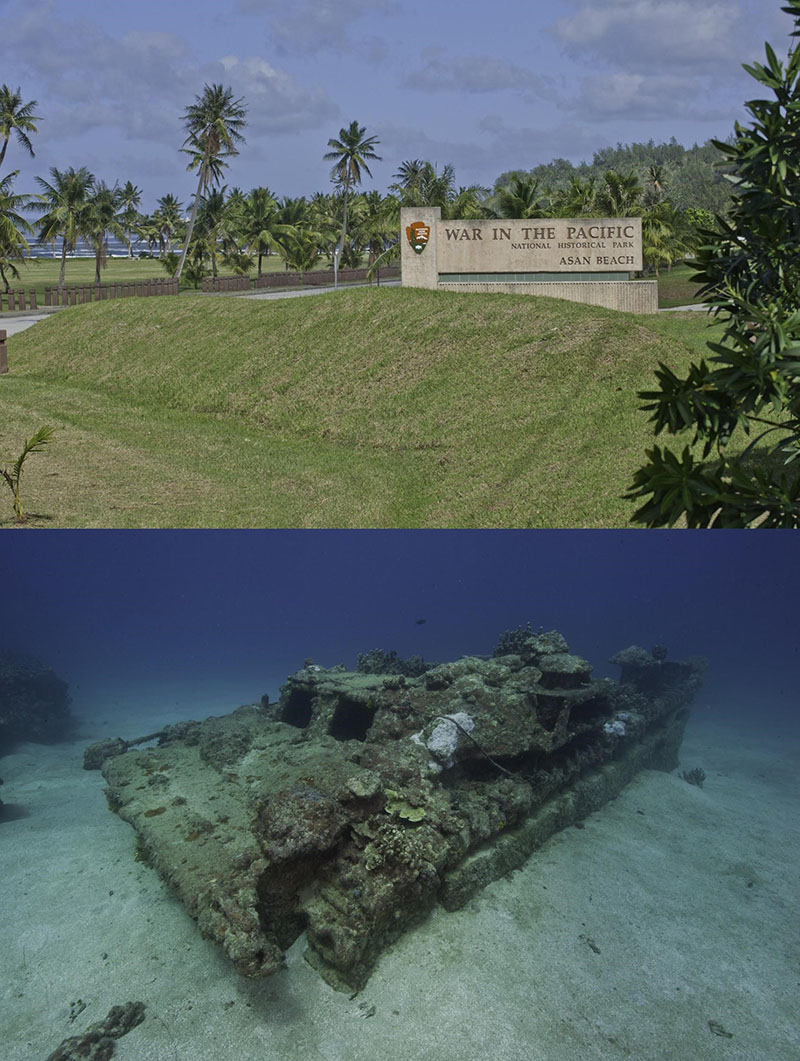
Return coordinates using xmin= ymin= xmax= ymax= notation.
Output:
xmin=415 ymin=618 xmax=427 ymax=625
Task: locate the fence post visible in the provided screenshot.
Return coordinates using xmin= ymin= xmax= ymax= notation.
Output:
xmin=30 ymin=290 xmax=37 ymax=310
xmin=0 ymin=330 xmax=7 ymax=374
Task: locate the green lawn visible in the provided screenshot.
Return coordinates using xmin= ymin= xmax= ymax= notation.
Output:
xmin=4 ymin=252 xmax=294 ymax=309
xmin=649 ymin=263 xmax=705 ymax=308
xmin=0 ymin=287 xmax=723 ymax=528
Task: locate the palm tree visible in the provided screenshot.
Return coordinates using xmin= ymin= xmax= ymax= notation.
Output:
xmin=0 ymin=170 xmax=33 ymax=293
xmin=136 ymin=214 xmax=163 ymax=256
xmin=642 ymin=201 xmax=692 ymax=274
xmin=390 ymin=161 xmax=486 ymax=219
xmin=174 ymin=83 xmax=247 ymax=280
xmin=324 ymin=120 xmax=381 ymax=286
xmin=550 ymin=176 xmax=599 ymax=217
xmin=489 ymin=175 xmax=548 ymax=219
xmin=392 ymin=159 xmax=427 ymax=200
xmin=194 ymin=187 xmax=234 ymax=277
xmin=447 ymin=185 xmax=490 ymax=221
xmin=598 ymin=170 xmax=643 ymax=216
xmin=391 ymin=161 xmax=455 ymax=209
xmin=0 ymin=86 xmax=41 ymax=170
xmin=354 ymin=190 xmax=400 ymax=281
xmin=82 ymin=181 xmax=125 ymax=283
xmin=33 ymin=166 xmax=95 ymax=289
xmin=241 ymin=186 xmax=285 ymax=276
xmin=117 ymin=180 xmax=142 ymax=257
xmin=275 ymin=228 xmax=322 ymax=279
xmin=644 ymin=163 xmax=667 ymax=205
xmin=266 ymin=196 xmax=329 ymax=279
xmin=353 ymin=190 xmax=396 ymax=268
xmin=153 ymin=193 xmax=184 ymax=255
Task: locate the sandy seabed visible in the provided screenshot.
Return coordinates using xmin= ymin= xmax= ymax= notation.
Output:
xmin=1 ymin=696 xmax=798 ymax=1061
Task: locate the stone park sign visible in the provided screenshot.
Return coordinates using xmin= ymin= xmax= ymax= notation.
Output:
xmin=435 ymin=217 xmax=642 ymax=273
xmin=401 ymin=206 xmax=657 ymax=314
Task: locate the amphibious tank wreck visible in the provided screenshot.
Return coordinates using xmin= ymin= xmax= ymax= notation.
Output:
xmin=88 ymin=628 xmax=705 ymax=991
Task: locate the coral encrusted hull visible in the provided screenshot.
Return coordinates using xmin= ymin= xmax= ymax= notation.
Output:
xmin=94 ymin=631 xmax=705 ymax=991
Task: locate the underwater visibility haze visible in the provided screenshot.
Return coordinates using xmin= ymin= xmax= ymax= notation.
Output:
xmin=0 ymin=529 xmax=797 ymax=730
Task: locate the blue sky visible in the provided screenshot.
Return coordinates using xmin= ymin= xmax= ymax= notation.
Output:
xmin=0 ymin=0 xmax=790 ymax=211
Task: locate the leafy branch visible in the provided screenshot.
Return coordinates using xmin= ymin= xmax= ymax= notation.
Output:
xmin=1 ymin=425 xmax=55 ymax=522
xmin=627 ymin=0 xmax=800 ymax=526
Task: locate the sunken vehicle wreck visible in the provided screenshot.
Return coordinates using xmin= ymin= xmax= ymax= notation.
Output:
xmin=91 ymin=629 xmax=705 ymax=991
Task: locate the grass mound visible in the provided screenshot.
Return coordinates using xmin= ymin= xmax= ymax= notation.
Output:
xmin=1 ymin=287 xmax=717 ymax=527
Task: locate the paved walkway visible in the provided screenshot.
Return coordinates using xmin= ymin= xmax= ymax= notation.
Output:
xmin=0 ymin=309 xmax=59 ymax=336
xmin=237 ymin=279 xmax=399 ymax=302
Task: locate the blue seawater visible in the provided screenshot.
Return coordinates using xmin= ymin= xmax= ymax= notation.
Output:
xmin=0 ymin=530 xmax=796 ymax=734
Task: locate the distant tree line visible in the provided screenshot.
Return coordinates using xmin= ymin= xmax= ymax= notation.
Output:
xmin=496 ymin=138 xmax=734 ymax=214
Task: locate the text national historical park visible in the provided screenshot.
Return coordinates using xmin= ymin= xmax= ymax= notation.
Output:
xmin=401 ymin=207 xmax=655 ymax=313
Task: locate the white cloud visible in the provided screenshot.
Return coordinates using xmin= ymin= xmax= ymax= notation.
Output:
xmin=566 ymin=73 xmax=731 ymax=122
xmin=212 ymin=55 xmax=338 ymax=133
xmin=2 ymin=3 xmax=336 ymax=149
xmin=552 ymin=0 xmax=745 ymax=73
xmin=404 ymin=48 xmax=548 ymax=100
xmin=237 ymin=0 xmax=394 ymax=56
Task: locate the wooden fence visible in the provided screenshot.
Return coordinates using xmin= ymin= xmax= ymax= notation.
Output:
xmin=0 ymin=289 xmax=38 ymax=311
xmin=0 ymin=267 xmax=401 ymax=311
xmin=44 ymin=278 xmax=179 ymax=306
xmin=201 ymin=265 xmax=400 ymax=293
xmin=0 ymin=278 xmax=179 ymax=311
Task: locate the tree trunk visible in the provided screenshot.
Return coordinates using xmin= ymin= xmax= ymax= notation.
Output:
xmin=58 ymin=239 xmax=67 ymax=290
xmin=334 ymin=178 xmax=350 ymax=289
xmin=175 ymin=165 xmax=206 ymax=280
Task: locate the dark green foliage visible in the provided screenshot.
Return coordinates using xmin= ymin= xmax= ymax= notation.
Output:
xmin=494 ymin=139 xmax=734 ymax=214
xmin=627 ymin=3 xmax=800 ymax=527
xmin=355 ymin=649 xmax=433 ymax=677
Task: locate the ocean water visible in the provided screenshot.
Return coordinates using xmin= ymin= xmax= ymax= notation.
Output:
xmin=26 ymin=235 xmax=145 ymax=259
xmin=1 ymin=529 xmax=798 ymax=1061
xmin=0 ymin=530 xmax=796 ymax=729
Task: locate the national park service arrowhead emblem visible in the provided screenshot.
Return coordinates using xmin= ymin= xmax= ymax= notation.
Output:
xmin=405 ymin=221 xmax=430 ymax=254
